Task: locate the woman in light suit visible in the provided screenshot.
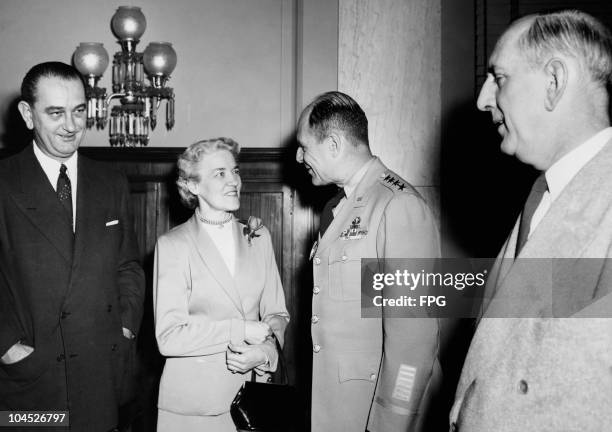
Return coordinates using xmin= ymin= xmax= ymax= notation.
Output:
xmin=153 ymin=137 xmax=289 ymax=431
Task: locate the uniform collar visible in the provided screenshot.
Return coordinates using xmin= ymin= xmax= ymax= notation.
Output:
xmin=343 ymin=157 xmax=375 ymax=198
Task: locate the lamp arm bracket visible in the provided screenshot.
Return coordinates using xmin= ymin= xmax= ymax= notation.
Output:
xmin=106 ymin=93 xmax=125 ymax=106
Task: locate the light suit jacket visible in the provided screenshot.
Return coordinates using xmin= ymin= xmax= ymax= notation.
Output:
xmin=153 ymin=215 xmax=289 ymax=416
xmin=310 ymin=158 xmax=443 ymax=432
xmin=450 ymin=140 xmax=612 ymax=432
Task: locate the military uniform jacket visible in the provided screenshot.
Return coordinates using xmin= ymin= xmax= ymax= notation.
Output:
xmin=450 ymin=140 xmax=612 ymax=432
xmin=310 ymin=158 xmax=442 ymax=432
xmin=0 ymin=146 xmax=145 ymax=431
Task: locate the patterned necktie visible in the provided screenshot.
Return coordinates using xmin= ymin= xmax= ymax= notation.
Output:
xmin=319 ymin=188 xmax=346 ymax=237
xmin=57 ymin=164 xmax=73 ymax=226
xmin=515 ymin=173 xmax=548 ymax=256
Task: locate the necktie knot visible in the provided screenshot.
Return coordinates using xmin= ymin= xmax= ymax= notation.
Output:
xmin=60 ymin=164 xmax=67 ymax=175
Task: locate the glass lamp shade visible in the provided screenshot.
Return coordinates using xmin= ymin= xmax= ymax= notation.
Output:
xmin=143 ymin=42 xmax=177 ymax=77
xmin=111 ymin=6 xmax=146 ymax=41
xmin=73 ymin=42 xmax=109 ymax=77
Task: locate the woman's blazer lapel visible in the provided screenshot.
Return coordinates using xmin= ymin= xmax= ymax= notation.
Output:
xmin=186 ymin=216 xmax=245 ymax=317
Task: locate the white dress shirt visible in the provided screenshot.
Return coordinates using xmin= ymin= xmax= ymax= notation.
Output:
xmin=32 ymin=142 xmax=78 ymax=231
xmin=529 ymin=127 xmax=612 ymax=237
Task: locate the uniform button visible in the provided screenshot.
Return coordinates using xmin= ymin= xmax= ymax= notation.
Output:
xmin=107 ymin=304 xmax=112 ymax=312
xmin=311 ymin=315 xmax=319 ymax=324
xmin=111 ymin=344 xmax=118 ymax=351
xmin=518 ymin=379 xmax=528 ymax=394
xmin=56 ymin=354 xmax=65 ymax=362
xmin=313 ymin=344 xmax=321 ymax=353
xmin=313 ymin=286 xmax=320 ymax=295
xmin=369 ymin=373 xmax=377 ymax=381
xmin=341 ymin=255 xmax=347 ymax=262
xmin=314 ymin=257 xmax=321 ymax=265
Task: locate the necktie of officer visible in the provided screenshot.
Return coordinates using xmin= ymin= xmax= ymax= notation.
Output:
xmin=515 ymin=173 xmax=548 ymax=256
xmin=319 ymin=188 xmax=346 ymax=237
xmin=57 ymin=164 xmax=73 ymax=226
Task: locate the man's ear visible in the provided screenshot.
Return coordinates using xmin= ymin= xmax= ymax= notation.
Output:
xmin=544 ymin=58 xmax=567 ymax=111
xmin=17 ymin=101 xmax=34 ymax=130
xmin=327 ymin=132 xmax=342 ymax=157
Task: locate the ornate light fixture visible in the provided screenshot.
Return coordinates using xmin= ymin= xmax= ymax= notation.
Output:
xmin=72 ymin=6 xmax=177 ymax=146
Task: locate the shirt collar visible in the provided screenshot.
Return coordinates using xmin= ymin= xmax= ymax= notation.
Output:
xmin=343 ymin=157 xmax=375 ymax=198
xmin=545 ymin=127 xmax=612 ymax=201
xmin=32 ymin=141 xmax=78 ymax=183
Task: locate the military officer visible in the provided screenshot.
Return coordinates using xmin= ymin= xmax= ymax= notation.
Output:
xmin=296 ymin=91 xmax=443 ymax=431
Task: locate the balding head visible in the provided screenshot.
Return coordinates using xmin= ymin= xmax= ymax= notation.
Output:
xmin=477 ymin=10 xmax=612 ymax=170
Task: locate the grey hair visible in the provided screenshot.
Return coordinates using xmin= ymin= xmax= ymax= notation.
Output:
xmin=518 ymin=10 xmax=612 ymax=86
xmin=176 ymin=137 xmax=240 ymax=209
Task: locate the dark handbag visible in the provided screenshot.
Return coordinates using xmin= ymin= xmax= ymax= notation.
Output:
xmin=230 ymin=337 xmax=298 ymax=431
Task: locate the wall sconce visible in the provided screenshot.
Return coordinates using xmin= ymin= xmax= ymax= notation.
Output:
xmin=72 ymin=6 xmax=177 ymax=146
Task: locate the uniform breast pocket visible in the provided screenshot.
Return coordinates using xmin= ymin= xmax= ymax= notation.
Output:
xmin=328 ymin=241 xmax=370 ymax=301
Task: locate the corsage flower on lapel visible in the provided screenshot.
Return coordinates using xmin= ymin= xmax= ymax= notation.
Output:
xmin=243 ymin=216 xmax=263 ymax=246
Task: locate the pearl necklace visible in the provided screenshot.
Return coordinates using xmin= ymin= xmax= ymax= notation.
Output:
xmin=198 ymin=212 xmax=232 ymax=227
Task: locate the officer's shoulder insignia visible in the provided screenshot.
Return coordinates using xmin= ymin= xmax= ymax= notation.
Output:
xmin=379 ymin=172 xmax=408 ymax=193
xmin=340 ymin=216 xmax=368 ymax=240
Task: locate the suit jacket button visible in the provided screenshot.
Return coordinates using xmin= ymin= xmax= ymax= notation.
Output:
xmin=518 ymin=379 xmax=528 ymax=394
xmin=313 ymin=344 xmax=321 ymax=353
xmin=111 ymin=344 xmax=118 ymax=351
xmin=369 ymin=373 xmax=377 ymax=381
xmin=313 ymin=286 xmax=320 ymax=295
xmin=314 ymin=257 xmax=321 ymax=265
xmin=341 ymin=255 xmax=347 ymax=262
xmin=107 ymin=304 xmax=112 ymax=312
xmin=450 ymin=422 xmax=458 ymax=432
xmin=60 ymin=311 xmax=70 ymax=319
xmin=56 ymin=354 xmax=65 ymax=362
xmin=311 ymin=315 xmax=319 ymax=324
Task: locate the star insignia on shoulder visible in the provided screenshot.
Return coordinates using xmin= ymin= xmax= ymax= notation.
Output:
xmin=381 ymin=173 xmax=407 ymax=192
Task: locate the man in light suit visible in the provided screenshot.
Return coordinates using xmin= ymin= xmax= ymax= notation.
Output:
xmin=0 ymin=62 xmax=145 ymax=431
xmin=296 ymin=91 xmax=443 ymax=431
xmin=450 ymin=10 xmax=612 ymax=432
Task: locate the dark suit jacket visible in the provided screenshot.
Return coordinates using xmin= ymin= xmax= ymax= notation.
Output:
xmin=0 ymin=145 xmax=145 ymax=431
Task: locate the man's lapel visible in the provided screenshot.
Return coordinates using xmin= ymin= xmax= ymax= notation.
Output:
xmin=72 ymin=157 xmax=104 ymax=270
xmin=10 ymin=146 xmax=73 ymax=263
xmin=488 ymin=139 xmax=612 ymax=317
xmin=187 ymin=216 xmax=245 ymax=316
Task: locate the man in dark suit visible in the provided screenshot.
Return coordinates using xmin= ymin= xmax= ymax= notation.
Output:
xmin=450 ymin=10 xmax=612 ymax=432
xmin=0 ymin=62 xmax=145 ymax=431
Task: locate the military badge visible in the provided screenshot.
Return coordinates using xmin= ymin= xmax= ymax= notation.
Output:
xmin=382 ymin=173 xmax=407 ymax=191
xmin=340 ymin=216 xmax=368 ymax=240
